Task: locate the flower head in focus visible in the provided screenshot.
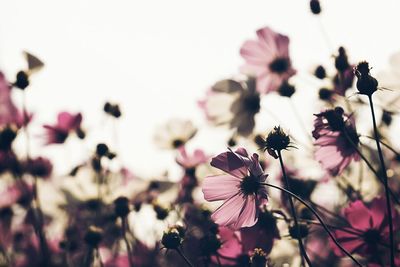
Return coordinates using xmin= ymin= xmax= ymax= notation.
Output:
xmin=313 ymin=107 xmax=360 ymax=176
xmin=199 ymin=77 xmax=261 ymax=136
xmin=202 ymin=147 xmax=268 ymax=229
xmin=258 ymin=126 xmax=293 ymax=159
xmin=43 ymin=112 xmax=84 ymax=145
xmin=153 ymin=119 xmax=197 ymax=149
xmin=331 ymin=197 xmax=400 ymax=262
xmin=240 ymin=27 xmax=296 ymax=94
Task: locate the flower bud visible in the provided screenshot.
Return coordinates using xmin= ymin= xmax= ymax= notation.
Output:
xmin=262 ymin=126 xmax=291 ymax=158
xmin=161 ymin=227 xmax=183 ymax=249
xmin=114 ymin=196 xmax=130 ymax=218
xmin=355 ymin=61 xmax=378 ymax=96
xmin=310 ymin=0 xmax=321 ymax=14
xmin=14 ymin=71 xmax=29 ymax=90
xmin=314 ymin=65 xmax=326 ymax=79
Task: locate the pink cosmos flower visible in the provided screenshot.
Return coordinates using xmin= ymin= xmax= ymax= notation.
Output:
xmin=312 ymin=107 xmax=360 ymax=176
xmin=43 ymin=112 xmax=83 ymax=144
xmin=240 ymin=27 xmax=296 ymax=94
xmin=331 ymin=197 xmax=399 ymax=260
xmin=202 ymin=147 xmax=268 ymax=229
xmin=176 ymin=147 xmax=208 ymax=169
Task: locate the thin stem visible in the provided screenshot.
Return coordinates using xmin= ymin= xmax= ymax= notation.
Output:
xmin=277 ymin=150 xmax=312 ymax=267
xmin=361 ymin=135 xmax=400 ymax=158
xmin=368 ymin=95 xmax=395 ymax=267
xmin=175 ymin=247 xmax=194 ymax=267
xmin=342 ymin=129 xmax=400 ymax=205
xmin=122 ymin=218 xmax=134 ymax=267
xmin=261 ymin=182 xmax=362 ymax=267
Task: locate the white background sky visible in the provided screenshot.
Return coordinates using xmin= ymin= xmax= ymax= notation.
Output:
xmin=1 ymin=0 xmax=400 ymax=178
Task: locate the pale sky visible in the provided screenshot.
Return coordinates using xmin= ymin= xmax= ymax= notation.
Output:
xmin=1 ymin=0 xmax=399 ymax=178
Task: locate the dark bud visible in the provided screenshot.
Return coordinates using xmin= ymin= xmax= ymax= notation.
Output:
xmin=310 ymin=0 xmax=321 ymax=14
xmin=355 ymin=61 xmax=378 ymax=96
xmin=381 ymin=110 xmax=393 ymax=126
xmin=103 ymin=102 xmax=112 ymax=113
xmin=227 ymin=137 xmax=236 ymax=147
xmin=114 ymin=196 xmax=130 ymax=218
xmin=0 ymin=126 xmax=18 ymax=151
xmin=314 ymin=65 xmax=326 ymax=79
xmin=106 ymin=152 xmax=117 ymax=160
xmin=318 ymin=88 xmax=333 ymax=101
xmin=250 ymin=248 xmax=267 ymax=267
xmin=278 ymin=81 xmax=296 ymax=98
xmin=262 ymin=126 xmax=291 ymax=159
xmin=84 ymin=226 xmax=103 ymax=247
xmin=104 ymin=102 xmax=122 ymax=118
xmin=161 ymin=227 xmax=183 ymax=249
xmin=14 ymin=71 xmax=29 ymax=90
xmin=96 ymin=143 xmax=109 ymax=157
xmin=76 ymin=128 xmax=86 ymax=139
xmin=153 ymin=203 xmax=169 ymax=220
xmin=335 ymin=47 xmax=350 ymax=72
xmin=289 ymin=223 xmax=309 ymax=239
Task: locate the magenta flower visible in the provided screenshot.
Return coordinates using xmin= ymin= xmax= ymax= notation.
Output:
xmin=202 ymin=148 xmax=268 ymax=229
xmin=312 ymin=107 xmax=360 ymax=176
xmin=176 ymin=147 xmax=208 ymax=169
xmin=43 ymin=112 xmax=83 ymax=144
xmin=331 ymin=197 xmax=399 ymax=260
xmin=240 ymin=27 xmax=296 ymax=94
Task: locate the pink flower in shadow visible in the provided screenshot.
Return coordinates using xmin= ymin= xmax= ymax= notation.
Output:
xmin=202 ymin=148 xmax=268 ymax=229
xmin=331 ymin=197 xmax=399 ymax=259
xmin=43 ymin=112 xmax=83 ymax=145
xmin=240 ymin=27 xmax=296 ymax=94
xmin=312 ymin=107 xmax=360 ymax=176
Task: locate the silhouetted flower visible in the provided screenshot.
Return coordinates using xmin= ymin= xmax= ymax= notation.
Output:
xmin=199 ymin=78 xmax=261 ymax=136
xmin=240 ymin=27 xmax=296 ymax=94
xmin=202 ymin=148 xmax=268 ymax=229
xmin=153 ymin=119 xmax=197 ymax=149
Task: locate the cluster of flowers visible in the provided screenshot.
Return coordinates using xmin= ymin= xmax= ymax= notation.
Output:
xmin=1 ymin=1 xmax=400 ymax=266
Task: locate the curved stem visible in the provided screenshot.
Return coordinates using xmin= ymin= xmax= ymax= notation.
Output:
xmin=361 ymin=135 xmax=400 ymax=158
xmin=261 ymin=182 xmax=362 ymax=267
xmin=368 ymin=95 xmax=395 ymax=267
xmin=176 ymin=247 xmax=194 ymax=267
xmin=278 ymin=150 xmax=313 ymax=267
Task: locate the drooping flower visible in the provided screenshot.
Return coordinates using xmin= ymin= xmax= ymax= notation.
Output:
xmin=202 ymin=148 xmax=268 ymax=229
xmin=331 ymin=197 xmax=399 ymax=262
xmin=199 ymin=77 xmax=261 ymax=136
xmin=153 ymin=118 xmax=197 ymax=149
xmin=332 ymin=47 xmax=355 ymax=96
xmin=240 ymin=27 xmax=296 ymax=94
xmin=312 ymin=107 xmax=360 ymax=176
xmin=43 ymin=112 xmax=84 ymax=145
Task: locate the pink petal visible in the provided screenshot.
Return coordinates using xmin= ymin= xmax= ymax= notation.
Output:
xmin=233 ymin=196 xmax=257 ymax=229
xmin=202 ymin=174 xmax=239 ymax=201
xmin=211 ymin=149 xmax=250 ymax=178
xmin=344 ymin=201 xmax=373 ymax=231
xmin=211 ymin=193 xmax=246 ymax=227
